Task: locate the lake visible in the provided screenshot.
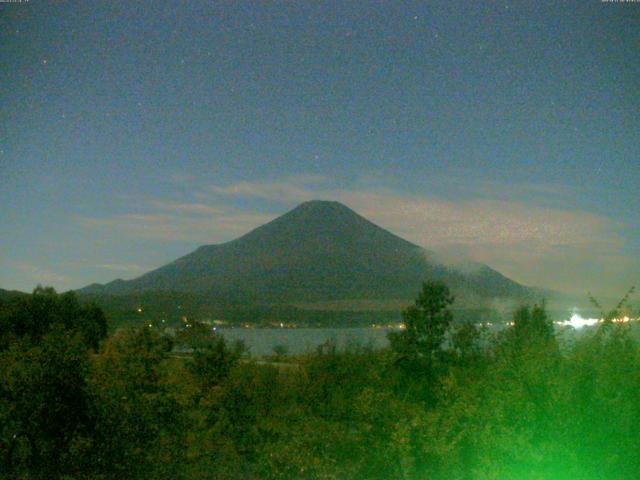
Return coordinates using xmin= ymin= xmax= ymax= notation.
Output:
xmin=214 ymin=322 xmax=625 ymax=356
xmin=217 ymin=327 xmax=395 ymax=356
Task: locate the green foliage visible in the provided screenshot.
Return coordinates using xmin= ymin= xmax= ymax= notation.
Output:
xmin=0 ymin=287 xmax=108 ymax=478
xmin=389 ymin=281 xmax=455 ymax=371
xmin=387 ymin=281 xmax=455 ymax=405
xmin=512 ymin=303 xmax=555 ymax=346
xmin=85 ymin=326 xmax=185 ymax=478
xmin=3 ymin=284 xmax=640 ymax=479
xmin=188 ymin=334 xmax=245 ymax=391
xmin=271 ymin=344 xmax=289 ymax=359
xmin=0 ymin=329 xmax=90 ymax=477
xmin=0 ymin=286 xmax=107 ymax=350
xmin=175 ymin=320 xmax=215 ymax=351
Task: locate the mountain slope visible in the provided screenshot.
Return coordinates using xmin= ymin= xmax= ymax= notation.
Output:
xmin=0 ymin=288 xmax=28 ymax=302
xmin=79 ymin=200 xmax=530 ymax=303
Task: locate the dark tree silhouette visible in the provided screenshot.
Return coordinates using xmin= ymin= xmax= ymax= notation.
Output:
xmin=388 ymin=280 xmax=454 ymax=383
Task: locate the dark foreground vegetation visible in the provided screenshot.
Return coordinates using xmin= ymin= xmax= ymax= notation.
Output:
xmin=1 ymin=284 xmax=638 ymax=479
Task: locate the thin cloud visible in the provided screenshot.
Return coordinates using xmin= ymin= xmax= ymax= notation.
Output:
xmin=150 ymin=200 xmax=226 ymax=216
xmin=14 ymin=262 xmax=69 ymax=286
xmin=205 ymin=178 xmax=619 ymax=249
xmin=337 ymin=191 xmax=621 ymax=248
xmin=209 ymin=174 xmax=329 ymax=203
xmin=79 ymin=206 xmax=274 ymax=243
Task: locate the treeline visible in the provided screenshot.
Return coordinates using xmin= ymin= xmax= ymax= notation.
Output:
xmin=79 ymin=290 xmax=514 ymax=329
xmin=1 ymin=284 xmax=639 ymax=479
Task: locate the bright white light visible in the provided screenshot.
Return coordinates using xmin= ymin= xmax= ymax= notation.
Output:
xmin=557 ymin=313 xmax=600 ymax=329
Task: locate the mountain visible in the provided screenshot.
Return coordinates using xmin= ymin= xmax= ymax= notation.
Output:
xmin=78 ymin=200 xmax=532 ymax=307
xmin=0 ymin=288 xmax=28 ymax=302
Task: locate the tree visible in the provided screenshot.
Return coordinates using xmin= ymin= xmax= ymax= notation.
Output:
xmin=389 ymin=281 xmax=454 ymax=367
xmin=271 ymin=344 xmax=289 ymax=360
xmin=451 ymin=320 xmax=485 ymax=366
xmin=0 ymin=288 xmax=108 ymax=478
xmin=86 ymin=327 xmax=185 ymax=478
xmin=0 ymin=328 xmax=91 ymax=478
xmin=175 ymin=320 xmax=215 ymax=351
xmin=388 ymin=281 xmax=455 ymax=390
xmin=0 ymin=286 xmax=107 ymax=351
xmin=589 ymin=286 xmax=635 ymax=324
xmin=512 ymin=303 xmax=555 ymax=348
xmin=188 ymin=334 xmax=245 ymax=391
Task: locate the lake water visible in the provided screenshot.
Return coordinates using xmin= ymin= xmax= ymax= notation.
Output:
xmin=217 ymin=327 xmax=395 ymax=356
xmin=214 ymin=323 xmax=621 ymax=356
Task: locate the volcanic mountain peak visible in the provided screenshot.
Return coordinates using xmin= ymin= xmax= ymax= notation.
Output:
xmin=289 ymin=199 xmax=351 ymax=213
xmin=198 ymin=199 xmax=423 ymax=263
xmin=78 ymin=200 xmax=531 ymax=303
xmin=234 ymin=200 xmax=407 ymax=241
xmin=285 ymin=200 xmax=371 ymax=222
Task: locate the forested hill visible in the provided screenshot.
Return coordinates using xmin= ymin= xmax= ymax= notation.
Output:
xmin=0 ymin=288 xmax=28 ymax=303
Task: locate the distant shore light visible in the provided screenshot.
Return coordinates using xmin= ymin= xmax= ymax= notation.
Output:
xmin=557 ymin=313 xmax=600 ymax=329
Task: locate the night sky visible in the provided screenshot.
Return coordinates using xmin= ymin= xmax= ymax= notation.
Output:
xmin=1 ymin=1 xmax=638 ymax=298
